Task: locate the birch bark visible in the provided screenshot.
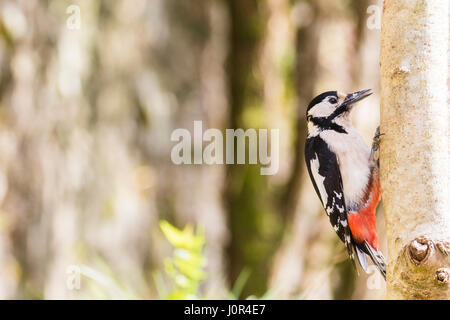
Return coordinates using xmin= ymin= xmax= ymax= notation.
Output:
xmin=380 ymin=0 xmax=450 ymax=299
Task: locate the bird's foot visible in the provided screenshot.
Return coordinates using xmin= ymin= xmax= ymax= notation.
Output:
xmin=371 ymin=126 xmax=384 ymax=164
xmin=371 ymin=126 xmax=384 ymax=152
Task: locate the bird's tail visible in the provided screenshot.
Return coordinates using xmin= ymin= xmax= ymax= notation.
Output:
xmin=363 ymin=241 xmax=386 ymax=280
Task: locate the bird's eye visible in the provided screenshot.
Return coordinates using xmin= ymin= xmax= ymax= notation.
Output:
xmin=329 ymin=97 xmax=338 ymax=104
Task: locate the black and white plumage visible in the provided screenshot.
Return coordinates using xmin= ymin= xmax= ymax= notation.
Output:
xmin=304 ymin=90 xmax=386 ymax=279
xmin=305 ymin=136 xmax=354 ymax=260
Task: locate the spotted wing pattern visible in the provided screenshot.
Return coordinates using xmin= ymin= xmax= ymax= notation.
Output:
xmin=305 ymin=135 xmax=355 ymax=263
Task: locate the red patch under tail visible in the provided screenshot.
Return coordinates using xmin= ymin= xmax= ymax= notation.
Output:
xmin=348 ymin=169 xmax=382 ymax=250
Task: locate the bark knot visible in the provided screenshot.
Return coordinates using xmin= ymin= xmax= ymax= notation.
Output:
xmin=408 ymin=237 xmax=431 ymax=265
xmin=435 ymin=268 xmax=449 ymax=284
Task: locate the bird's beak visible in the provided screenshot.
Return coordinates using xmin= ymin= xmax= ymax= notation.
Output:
xmin=343 ymin=89 xmax=372 ymax=106
xmin=329 ymin=89 xmax=373 ymax=120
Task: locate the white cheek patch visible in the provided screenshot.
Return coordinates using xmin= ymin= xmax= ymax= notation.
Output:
xmin=308 ymin=102 xmax=335 ymax=118
xmin=310 ymin=154 xmax=327 ymax=205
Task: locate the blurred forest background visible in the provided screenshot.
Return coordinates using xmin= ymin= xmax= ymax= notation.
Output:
xmin=0 ymin=0 xmax=385 ymax=299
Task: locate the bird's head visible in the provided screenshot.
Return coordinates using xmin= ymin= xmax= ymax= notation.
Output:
xmin=306 ymin=89 xmax=372 ymax=133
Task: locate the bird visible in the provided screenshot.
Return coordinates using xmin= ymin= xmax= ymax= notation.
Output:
xmin=304 ymin=89 xmax=386 ymax=279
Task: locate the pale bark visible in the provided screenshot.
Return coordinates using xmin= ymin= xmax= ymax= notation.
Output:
xmin=380 ymin=0 xmax=450 ymax=299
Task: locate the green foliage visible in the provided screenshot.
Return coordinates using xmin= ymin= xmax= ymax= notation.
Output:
xmin=227 ymin=267 xmax=251 ymax=300
xmin=160 ymin=220 xmax=207 ymax=300
xmin=59 ymin=221 xmax=274 ymax=300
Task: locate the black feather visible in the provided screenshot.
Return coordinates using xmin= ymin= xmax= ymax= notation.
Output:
xmin=363 ymin=241 xmax=386 ymax=280
xmin=305 ymin=136 xmax=355 ymax=265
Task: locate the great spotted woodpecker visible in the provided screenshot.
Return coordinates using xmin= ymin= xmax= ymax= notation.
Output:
xmin=304 ymin=89 xmax=386 ymax=279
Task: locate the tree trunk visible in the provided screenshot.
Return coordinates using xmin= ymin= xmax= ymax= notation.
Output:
xmin=380 ymin=0 xmax=450 ymax=299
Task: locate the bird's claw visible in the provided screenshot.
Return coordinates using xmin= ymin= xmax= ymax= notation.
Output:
xmin=371 ymin=126 xmax=384 ymax=152
xmin=371 ymin=126 xmax=383 ymax=164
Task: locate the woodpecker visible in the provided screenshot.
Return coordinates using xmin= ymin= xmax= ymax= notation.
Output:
xmin=304 ymin=89 xmax=386 ymax=279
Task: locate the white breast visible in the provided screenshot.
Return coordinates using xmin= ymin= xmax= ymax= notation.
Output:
xmin=320 ymin=128 xmax=371 ymax=209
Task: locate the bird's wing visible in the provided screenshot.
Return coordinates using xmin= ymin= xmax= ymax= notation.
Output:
xmin=305 ymin=136 xmax=355 ymax=263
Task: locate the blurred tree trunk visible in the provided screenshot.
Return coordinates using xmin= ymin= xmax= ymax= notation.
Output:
xmin=156 ymin=0 xmax=230 ymax=297
xmin=380 ymin=0 xmax=450 ymax=299
xmin=280 ymin=0 xmax=319 ymax=224
xmin=225 ymin=0 xmax=276 ymax=297
xmin=268 ymin=0 xmax=323 ymax=298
